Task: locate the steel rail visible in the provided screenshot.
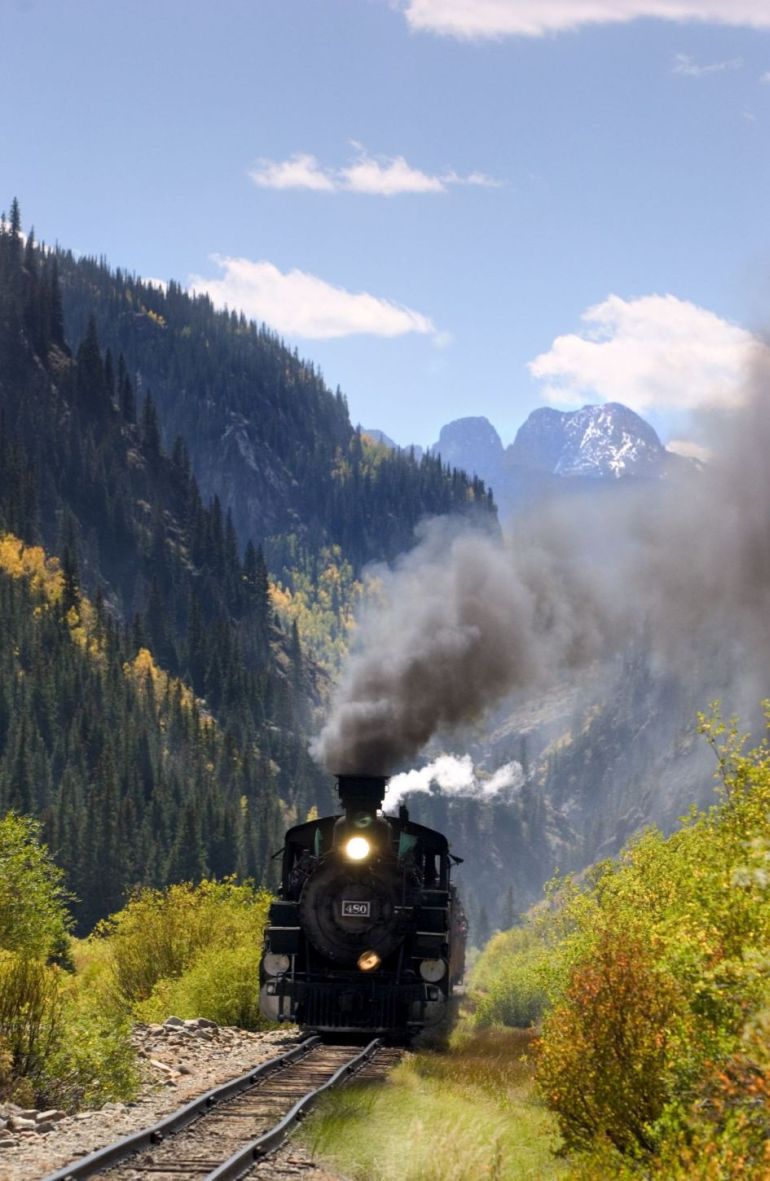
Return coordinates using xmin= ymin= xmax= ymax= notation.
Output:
xmin=41 ymin=1036 xmax=321 ymax=1181
xmin=206 ymin=1037 xmax=382 ymax=1181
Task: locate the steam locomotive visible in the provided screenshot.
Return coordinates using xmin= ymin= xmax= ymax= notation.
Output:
xmin=259 ymin=774 xmax=466 ymax=1038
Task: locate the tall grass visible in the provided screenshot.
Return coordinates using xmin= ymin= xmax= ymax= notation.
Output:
xmin=305 ymin=1029 xmax=565 ymax=1181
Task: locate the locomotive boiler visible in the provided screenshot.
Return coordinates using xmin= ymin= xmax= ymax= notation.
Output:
xmin=259 ymin=773 xmax=466 ymax=1038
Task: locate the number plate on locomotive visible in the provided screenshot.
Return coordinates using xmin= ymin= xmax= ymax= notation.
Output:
xmin=341 ymin=900 xmax=371 ymax=917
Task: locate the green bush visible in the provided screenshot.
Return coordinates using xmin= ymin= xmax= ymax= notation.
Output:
xmin=97 ymin=878 xmax=272 ymax=1028
xmin=0 ymin=812 xmax=72 ymax=959
xmin=0 ymin=952 xmax=62 ymax=1086
xmin=0 ymin=813 xmax=66 ymax=1098
xmin=468 ymin=924 xmax=548 ymax=1029
xmin=0 ymin=813 xmax=138 ymax=1110
xmin=136 ymin=943 xmax=264 ymax=1028
xmin=39 ymin=973 xmax=138 ymax=1109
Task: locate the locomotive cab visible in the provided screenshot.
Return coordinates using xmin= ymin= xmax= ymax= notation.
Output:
xmin=260 ymin=774 xmax=464 ymax=1038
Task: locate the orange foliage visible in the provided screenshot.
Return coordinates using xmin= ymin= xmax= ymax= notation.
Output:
xmin=0 ymin=533 xmax=206 ymax=725
xmin=0 ymin=532 xmax=102 ymax=660
xmin=536 ymin=929 xmax=683 ymax=1155
xmin=657 ymin=1021 xmax=770 ymax=1179
xmin=123 ymin=648 xmax=211 ymax=728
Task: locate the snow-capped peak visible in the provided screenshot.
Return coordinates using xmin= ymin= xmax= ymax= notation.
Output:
xmin=510 ymin=402 xmax=667 ymax=480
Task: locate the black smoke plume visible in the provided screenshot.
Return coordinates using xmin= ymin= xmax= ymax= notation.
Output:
xmin=313 ymin=369 xmax=770 ymax=776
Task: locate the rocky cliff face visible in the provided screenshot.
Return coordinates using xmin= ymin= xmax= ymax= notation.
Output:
xmin=431 ymin=416 xmax=505 ymax=481
xmin=428 ymin=649 xmax=722 ymax=939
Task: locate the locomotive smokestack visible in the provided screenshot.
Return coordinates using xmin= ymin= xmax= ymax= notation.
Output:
xmin=336 ymin=774 xmax=388 ymax=816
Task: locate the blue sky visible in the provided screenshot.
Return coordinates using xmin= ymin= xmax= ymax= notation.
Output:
xmin=3 ymin=0 xmax=770 ymax=450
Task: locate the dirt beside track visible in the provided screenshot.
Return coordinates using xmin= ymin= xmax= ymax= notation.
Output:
xmin=249 ymin=1140 xmax=350 ymax=1179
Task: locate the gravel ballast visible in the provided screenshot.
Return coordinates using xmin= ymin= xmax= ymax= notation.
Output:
xmin=0 ymin=1017 xmax=345 ymax=1181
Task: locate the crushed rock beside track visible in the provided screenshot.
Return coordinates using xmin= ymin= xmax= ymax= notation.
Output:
xmin=0 ymin=1017 xmax=346 ymax=1181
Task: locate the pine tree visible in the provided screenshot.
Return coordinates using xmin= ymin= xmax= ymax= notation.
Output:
xmin=60 ymin=544 xmax=80 ymax=616
xmin=141 ymin=391 xmax=161 ymax=453
xmin=48 ymin=257 xmax=65 ymax=348
xmin=118 ymin=355 xmax=136 ymax=422
xmin=167 ymin=800 xmax=207 ymax=883
xmin=7 ymin=198 xmax=22 ymax=274
xmin=75 ymin=315 xmax=108 ymax=415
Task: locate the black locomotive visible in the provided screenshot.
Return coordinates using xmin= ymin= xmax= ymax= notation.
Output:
xmin=260 ymin=773 xmax=466 ymax=1038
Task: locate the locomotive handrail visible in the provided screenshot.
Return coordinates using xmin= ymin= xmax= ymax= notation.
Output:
xmin=40 ymin=1036 xmax=320 ymax=1181
xmin=206 ymin=1038 xmax=383 ymax=1181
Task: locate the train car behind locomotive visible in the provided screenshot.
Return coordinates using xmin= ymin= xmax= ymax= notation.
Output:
xmin=260 ymin=774 xmax=466 ymax=1038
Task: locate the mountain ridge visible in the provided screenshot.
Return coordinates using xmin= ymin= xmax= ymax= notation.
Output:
xmin=57 ymin=254 xmax=495 ymax=575
xmin=370 ymin=402 xmax=692 ymax=518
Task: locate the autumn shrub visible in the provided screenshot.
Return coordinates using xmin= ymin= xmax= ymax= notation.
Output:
xmin=526 ymin=708 xmax=770 ymax=1174
xmin=0 ymin=952 xmax=62 ymax=1087
xmin=630 ymin=994 xmax=770 ymax=1180
xmin=536 ymin=930 xmax=684 ymax=1154
xmin=0 ymin=811 xmax=137 ymax=1108
xmin=464 ymin=709 xmax=770 ymax=1172
xmin=97 ymin=878 xmax=272 ymax=1027
xmin=136 ymin=943 xmax=265 ymax=1028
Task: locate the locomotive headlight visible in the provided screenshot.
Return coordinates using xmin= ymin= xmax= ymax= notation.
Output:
xmin=357 ymin=950 xmax=381 ymax=972
xmin=419 ymin=959 xmax=446 ymax=983
xmin=344 ymin=836 xmax=371 ymax=861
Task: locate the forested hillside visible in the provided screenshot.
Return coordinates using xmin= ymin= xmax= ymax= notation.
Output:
xmin=56 ymin=247 xmax=494 ymax=574
xmin=0 ymin=537 xmax=282 ymax=932
xmin=0 ymin=200 xmax=494 ymax=929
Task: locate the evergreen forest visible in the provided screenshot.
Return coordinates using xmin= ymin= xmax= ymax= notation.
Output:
xmin=0 ymin=199 xmax=495 ymax=931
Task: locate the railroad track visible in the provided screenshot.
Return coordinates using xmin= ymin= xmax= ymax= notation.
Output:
xmin=42 ymin=1037 xmax=388 ymax=1181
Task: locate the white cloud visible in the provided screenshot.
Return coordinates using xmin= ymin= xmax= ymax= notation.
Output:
xmin=401 ymin=1 xmax=770 ymax=40
xmin=760 ymin=71 xmax=770 ymax=83
xmin=249 ymin=147 xmax=502 ymax=196
xmin=528 ymin=293 xmax=765 ymax=413
xmin=188 ymin=255 xmax=440 ymax=341
xmin=672 ymin=52 xmax=743 ymax=76
xmin=341 ymin=154 xmax=445 ymax=194
xmin=466 ymin=170 xmax=502 ymax=187
xmin=249 ymin=153 xmax=335 ymax=192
